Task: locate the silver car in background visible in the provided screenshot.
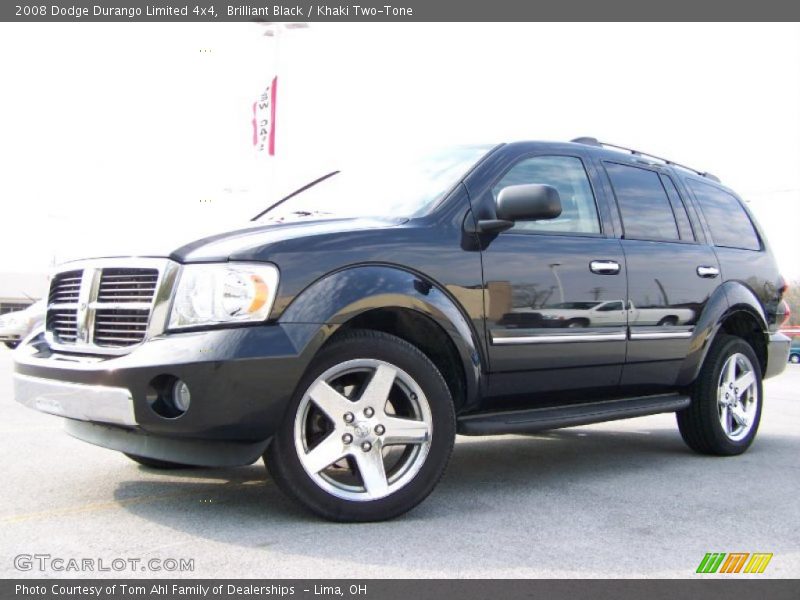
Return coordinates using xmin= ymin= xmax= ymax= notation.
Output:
xmin=0 ymin=300 xmax=45 ymax=349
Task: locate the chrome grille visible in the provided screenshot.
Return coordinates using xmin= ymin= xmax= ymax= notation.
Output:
xmin=97 ymin=268 xmax=159 ymax=303
xmin=48 ymin=270 xmax=83 ymax=304
xmin=93 ymin=308 xmax=150 ymax=347
xmin=45 ymin=259 xmax=174 ymax=354
xmin=47 ymin=309 xmax=79 ymax=343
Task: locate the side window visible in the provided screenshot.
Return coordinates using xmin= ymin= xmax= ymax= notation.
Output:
xmin=660 ymin=175 xmax=695 ymax=241
xmin=688 ymin=180 xmax=761 ymax=251
xmin=596 ymin=301 xmax=624 ymax=312
xmin=604 ymin=162 xmax=680 ymax=241
xmin=491 ymin=156 xmax=601 ymax=235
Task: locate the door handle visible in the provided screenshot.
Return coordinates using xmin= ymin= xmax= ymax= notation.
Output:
xmin=590 ymin=260 xmax=621 ymax=275
xmin=697 ymin=265 xmax=720 ymax=278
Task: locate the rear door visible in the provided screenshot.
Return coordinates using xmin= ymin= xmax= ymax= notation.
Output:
xmin=600 ymin=160 xmax=721 ymax=387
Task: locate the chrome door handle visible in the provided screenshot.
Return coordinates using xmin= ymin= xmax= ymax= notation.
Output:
xmin=697 ymin=266 xmax=720 ymax=278
xmin=590 ymin=260 xmax=621 ymax=275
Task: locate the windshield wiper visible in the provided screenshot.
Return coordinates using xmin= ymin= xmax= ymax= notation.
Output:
xmin=250 ymin=170 xmax=340 ymax=222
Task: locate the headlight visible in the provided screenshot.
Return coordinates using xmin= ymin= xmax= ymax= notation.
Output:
xmin=168 ymin=263 xmax=279 ymax=329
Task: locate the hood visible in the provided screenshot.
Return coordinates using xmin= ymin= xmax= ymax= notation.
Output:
xmin=55 ymin=215 xmax=406 ymax=265
xmin=173 ymin=217 xmax=407 ymax=263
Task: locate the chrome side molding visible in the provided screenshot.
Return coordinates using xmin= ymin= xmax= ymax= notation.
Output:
xmin=492 ymin=331 xmax=627 ymax=345
xmin=491 ymin=329 xmax=694 ymax=344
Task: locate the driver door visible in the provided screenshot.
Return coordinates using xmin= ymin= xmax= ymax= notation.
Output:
xmin=477 ymin=153 xmax=628 ymax=394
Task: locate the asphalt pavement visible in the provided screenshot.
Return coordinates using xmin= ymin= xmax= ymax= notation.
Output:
xmin=1 ymin=350 xmax=798 ymax=578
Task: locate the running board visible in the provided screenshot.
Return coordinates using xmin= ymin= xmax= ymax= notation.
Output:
xmin=457 ymin=394 xmax=690 ymax=436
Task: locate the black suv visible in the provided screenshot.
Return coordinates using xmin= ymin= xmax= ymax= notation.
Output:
xmin=14 ymin=139 xmax=791 ymax=521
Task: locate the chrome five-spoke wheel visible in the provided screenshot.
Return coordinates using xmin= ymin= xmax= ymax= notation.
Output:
xmin=677 ymin=334 xmax=763 ymax=456
xmin=294 ymin=359 xmax=433 ymax=501
xmin=717 ymin=353 xmax=758 ymax=442
xmin=265 ymin=330 xmax=455 ymax=521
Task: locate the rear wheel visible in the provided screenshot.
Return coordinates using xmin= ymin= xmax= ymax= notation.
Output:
xmin=4 ymin=342 xmax=18 ymax=350
xmin=790 ymin=354 xmax=800 ymax=364
xmin=265 ymin=330 xmax=455 ymax=522
xmin=677 ymin=334 xmax=762 ymax=455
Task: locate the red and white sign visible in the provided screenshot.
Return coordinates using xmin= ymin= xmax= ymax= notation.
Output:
xmin=252 ymin=76 xmax=278 ymax=156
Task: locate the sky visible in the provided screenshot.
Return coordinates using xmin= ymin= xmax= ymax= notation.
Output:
xmin=0 ymin=22 xmax=798 ymax=281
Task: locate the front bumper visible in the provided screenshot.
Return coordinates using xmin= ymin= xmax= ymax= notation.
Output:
xmin=765 ymin=332 xmax=791 ymax=379
xmin=15 ymin=373 xmax=136 ymax=426
xmin=14 ymin=323 xmax=323 ymax=465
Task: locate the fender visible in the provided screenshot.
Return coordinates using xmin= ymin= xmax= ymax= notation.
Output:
xmin=676 ymin=280 xmax=768 ymax=386
xmin=277 ymin=264 xmax=484 ymax=408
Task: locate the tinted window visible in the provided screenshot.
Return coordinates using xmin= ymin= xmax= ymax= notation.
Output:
xmin=689 ymin=180 xmax=761 ymax=251
xmin=605 ymin=162 xmax=679 ymax=241
xmin=660 ymin=175 xmax=695 ymax=241
xmin=492 ymin=156 xmax=600 ymax=234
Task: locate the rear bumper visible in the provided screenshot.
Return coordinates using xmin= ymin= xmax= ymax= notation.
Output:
xmin=765 ymin=332 xmax=791 ymax=379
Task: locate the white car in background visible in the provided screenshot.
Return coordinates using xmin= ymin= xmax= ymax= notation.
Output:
xmin=0 ymin=300 xmax=45 ymax=349
xmin=537 ymin=300 xmax=695 ymax=328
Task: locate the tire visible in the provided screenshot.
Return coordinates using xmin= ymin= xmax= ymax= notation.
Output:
xmin=4 ymin=342 xmax=18 ymax=350
xmin=657 ymin=316 xmax=678 ymax=327
xmin=124 ymin=453 xmax=196 ymax=470
xmin=265 ymin=329 xmax=456 ymax=522
xmin=677 ymin=334 xmax=763 ymax=456
xmin=790 ymin=354 xmax=800 ymax=364
xmin=567 ymin=319 xmax=589 ymax=328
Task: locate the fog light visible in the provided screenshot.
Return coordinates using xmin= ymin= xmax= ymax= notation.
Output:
xmin=172 ymin=380 xmax=191 ymax=412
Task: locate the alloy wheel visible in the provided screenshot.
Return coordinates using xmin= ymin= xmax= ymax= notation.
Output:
xmin=293 ymin=359 xmax=433 ymax=501
xmin=717 ymin=352 xmax=759 ymax=442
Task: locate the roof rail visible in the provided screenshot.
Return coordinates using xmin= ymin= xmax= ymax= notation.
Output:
xmin=570 ymin=137 xmax=720 ymax=183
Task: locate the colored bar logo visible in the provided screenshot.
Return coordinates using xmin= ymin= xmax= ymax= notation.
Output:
xmin=696 ymin=553 xmax=773 ymax=574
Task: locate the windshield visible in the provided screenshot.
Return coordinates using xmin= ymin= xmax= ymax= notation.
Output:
xmin=260 ymin=145 xmax=495 ymax=222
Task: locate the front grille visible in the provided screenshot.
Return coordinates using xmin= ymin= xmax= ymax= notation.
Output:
xmin=47 ymin=309 xmax=79 ymax=343
xmin=97 ymin=268 xmax=159 ymax=303
xmin=93 ymin=308 xmax=150 ymax=347
xmin=49 ymin=270 xmax=83 ymax=304
xmin=45 ymin=262 xmax=166 ymax=353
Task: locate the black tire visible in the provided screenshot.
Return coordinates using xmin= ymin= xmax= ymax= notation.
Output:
xmin=677 ymin=334 xmax=763 ymax=456
xmin=790 ymin=354 xmax=800 ymax=364
xmin=657 ymin=316 xmax=678 ymax=327
xmin=265 ymin=330 xmax=456 ymax=522
xmin=124 ymin=453 xmax=196 ymax=470
xmin=4 ymin=342 xmax=18 ymax=350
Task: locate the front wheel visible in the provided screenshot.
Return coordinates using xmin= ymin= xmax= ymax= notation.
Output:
xmin=4 ymin=342 xmax=18 ymax=350
xmin=790 ymin=354 xmax=800 ymax=364
xmin=265 ymin=330 xmax=455 ymax=522
xmin=677 ymin=334 xmax=762 ymax=455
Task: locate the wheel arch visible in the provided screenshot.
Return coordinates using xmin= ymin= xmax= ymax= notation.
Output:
xmin=277 ymin=264 xmax=484 ymax=412
xmin=677 ymin=281 xmax=769 ymax=386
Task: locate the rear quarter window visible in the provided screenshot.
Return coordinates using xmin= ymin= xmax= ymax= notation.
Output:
xmin=688 ymin=180 xmax=761 ymax=251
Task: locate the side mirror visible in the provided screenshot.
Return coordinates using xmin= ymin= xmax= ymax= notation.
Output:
xmin=496 ymin=184 xmax=562 ymax=222
xmin=467 ymin=184 xmax=562 ymax=234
